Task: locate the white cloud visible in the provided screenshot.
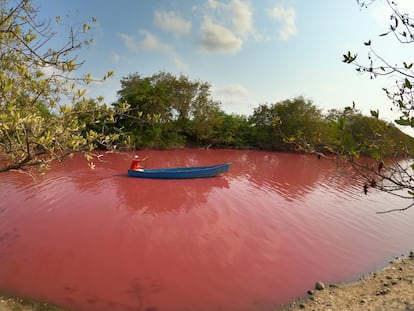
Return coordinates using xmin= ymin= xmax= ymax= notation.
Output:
xmin=154 ymin=10 xmax=192 ymax=34
xmin=267 ymin=4 xmax=297 ymax=40
xmin=199 ymin=0 xmax=254 ymax=53
xmin=219 ymin=83 xmax=250 ymax=96
xmin=200 ymin=17 xmax=243 ymax=53
xmin=119 ymin=31 xmax=189 ymax=72
xmin=173 ymin=57 xmax=190 ymax=72
xmin=119 ymin=30 xmax=172 ymax=53
xmin=206 ymin=0 xmax=220 ymax=10
xmin=230 ymin=0 xmax=253 ymax=38
xmin=213 ymin=83 xmax=255 ymax=115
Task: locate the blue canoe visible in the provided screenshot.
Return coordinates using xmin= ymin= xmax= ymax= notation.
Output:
xmin=128 ymin=163 xmax=231 ymax=179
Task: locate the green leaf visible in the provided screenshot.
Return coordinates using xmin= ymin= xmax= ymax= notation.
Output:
xmin=404 ymin=78 xmax=412 ymax=89
xmin=395 ymin=118 xmax=411 ymax=126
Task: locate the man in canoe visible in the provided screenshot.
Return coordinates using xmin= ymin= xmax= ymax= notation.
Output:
xmin=130 ymin=155 xmax=149 ymax=171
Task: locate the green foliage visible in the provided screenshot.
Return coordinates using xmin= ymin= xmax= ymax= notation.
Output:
xmin=0 ymin=0 xmax=116 ymax=172
xmin=326 ymin=107 xmax=408 ymax=158
xmin=249 ymin=97 xmax=325 ymax=151
xmin=347 ymin=1 xmax=414 ymax=129
xmin=114 ymin=71 xmax=222 ymax=149
xmin=209 ymin=112 xmax=252 ymax=148
xmin=242 ymin=96 xmax=414 ymax=162
xmin=336 ymin=0 xmax=414 ymax=206
xmin=1 ymin=0 xmax=413 ymax=200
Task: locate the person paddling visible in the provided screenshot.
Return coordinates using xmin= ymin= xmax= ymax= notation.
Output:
xmin=130 ymin=155 xmax=149 ymax=170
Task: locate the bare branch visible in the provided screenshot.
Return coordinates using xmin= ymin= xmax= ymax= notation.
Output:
xmin=376 ymin=201 xmax=414 ymax=214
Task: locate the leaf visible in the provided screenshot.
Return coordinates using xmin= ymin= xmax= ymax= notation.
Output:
xmin=364 ymin=40 xmax=371 ymax=46
xmin=404 ymin=78 xmax=412 ymax=89
xmin=342 ymin=51 xmax=357 ymax=63
xmin=370 ymin=110 xmax=379 ymax=118
xmin=395 ymin=118 xmax=411 ymax=126
xmin=84 ymin=153 xmax=93 ymax=161
xmin=404 ymin=62 xmax=413 ymax=69
xmin=77 ymin=89 xmax=86 ymax=97
xmin=85 ymin=73 xmax=92 ymax=84
xmin=82 ymin=23 xmax=91 ymax=33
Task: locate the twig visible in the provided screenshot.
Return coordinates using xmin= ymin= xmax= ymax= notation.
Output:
xmin=376 ymin=201 xmax=414 ymax=214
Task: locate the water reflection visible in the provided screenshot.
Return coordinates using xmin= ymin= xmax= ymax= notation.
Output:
xmin=112 ymin=176 xmax=230 ymax=214
xmin=0 ymin=228 xmax=20 ymax=260
xmin=227 ymin=151 xmax=362 ymax=202
xmin=1 ymin=150 xmax=414 ymax=311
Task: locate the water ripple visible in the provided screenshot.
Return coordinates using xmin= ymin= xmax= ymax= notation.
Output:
xmin=2 ymin=150 xmax=414 ymax=311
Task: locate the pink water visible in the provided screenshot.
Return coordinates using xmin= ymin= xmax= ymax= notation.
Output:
xmin=1 ymin=149 xmax=414 ymax=311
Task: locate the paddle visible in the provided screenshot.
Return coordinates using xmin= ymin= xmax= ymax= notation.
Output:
xmin=142 ymin=156 xmax=149 ymax=168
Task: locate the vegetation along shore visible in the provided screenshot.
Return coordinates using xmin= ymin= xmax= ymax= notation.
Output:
xmin=1 ymin=1 xmax=414 ymax=310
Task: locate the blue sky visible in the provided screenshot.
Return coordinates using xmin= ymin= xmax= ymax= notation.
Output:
xmin=35 ymin=0 xmax=413 ymax=128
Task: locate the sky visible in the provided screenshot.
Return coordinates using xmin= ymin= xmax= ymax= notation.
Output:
xmin=34 ymin=0 xmax=414 ymax=131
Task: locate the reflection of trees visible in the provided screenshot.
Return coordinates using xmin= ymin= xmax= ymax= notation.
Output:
xmin=44 ymin=150 xmax=361 ymax=207
xmin=114 ymin=176 xmax=229 ymax=215
xmin=3 ymin=152 xmax=231 ymax=215
xmin=2 ymin=150 xmax=363 ymax=210
xmin=1 ymin=149 xmax=371 ymax=311
xmin=227 ymin=151 xmax=361 ymax=201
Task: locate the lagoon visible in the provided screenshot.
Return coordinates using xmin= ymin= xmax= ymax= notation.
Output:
xmin=1 ymin=149 xmax=414 ymax=311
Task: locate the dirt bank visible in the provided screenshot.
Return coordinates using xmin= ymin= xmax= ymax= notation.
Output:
xmin=1 ymin=252 xmax=414 ymax=311
xmin=0 ymin=294 xmax=68 ymax=311
xmin=279 ymin=252 xmax=414 ymax=311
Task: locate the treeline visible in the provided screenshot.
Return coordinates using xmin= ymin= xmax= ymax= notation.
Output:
xmin=81 ymin=71 xmax=414 ymax=158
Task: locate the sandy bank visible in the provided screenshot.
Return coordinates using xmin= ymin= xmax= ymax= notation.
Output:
xmin=279 ymin=252 xmax=414 ymax=311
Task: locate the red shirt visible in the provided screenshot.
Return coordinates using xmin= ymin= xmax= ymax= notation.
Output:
xmin=130 ymin=159 xmax=142 ymax=170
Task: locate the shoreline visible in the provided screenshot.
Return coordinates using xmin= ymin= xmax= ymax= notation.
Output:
xmin=278 ymin=251 xmax=414 ymax=310
xmin=1 ymin=252 xmax=414 ymax=311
